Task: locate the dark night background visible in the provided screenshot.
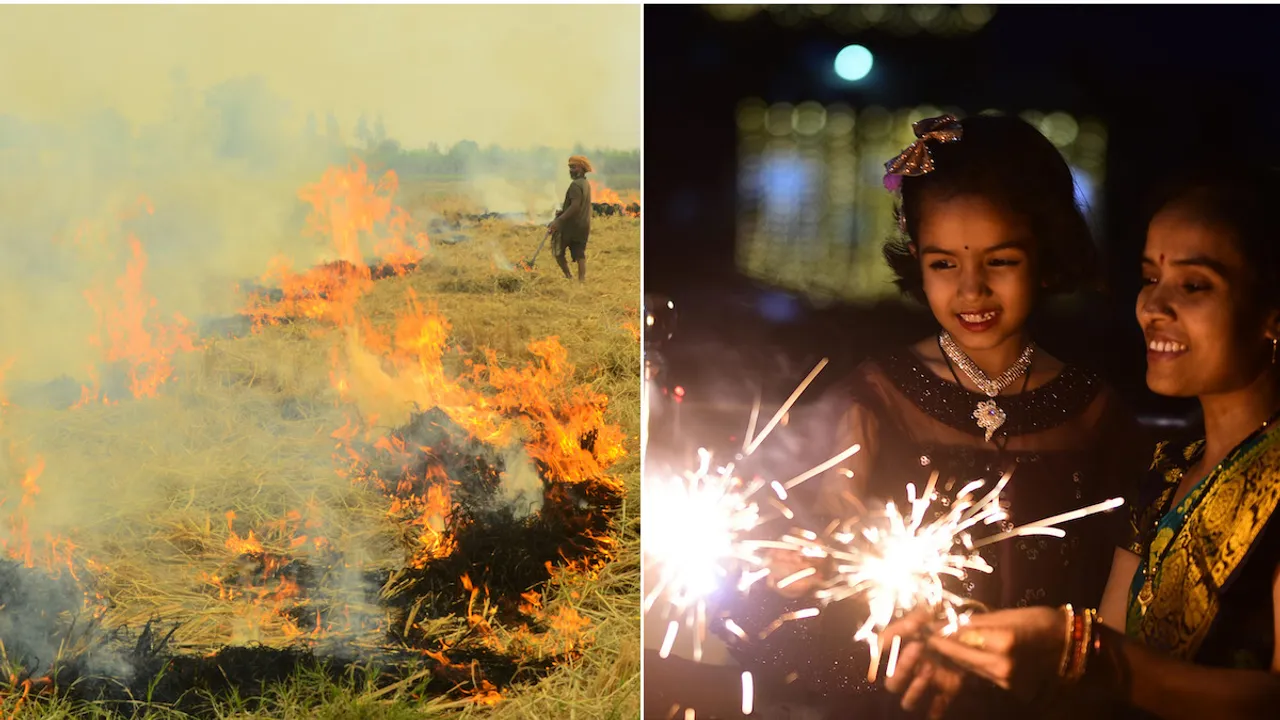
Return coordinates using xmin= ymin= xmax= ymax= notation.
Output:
xmin=643 ymin=4 xmax=1280 ymax=430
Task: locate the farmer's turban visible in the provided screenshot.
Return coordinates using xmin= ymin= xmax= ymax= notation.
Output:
xmin=568 ymin=155 xmax=593 ymax=172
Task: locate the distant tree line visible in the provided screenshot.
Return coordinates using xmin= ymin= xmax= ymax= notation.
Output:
xmin=0 ymin=80 xmax=640 ymax=193
xmin=307 ymin=112 xmax=640 ymax=189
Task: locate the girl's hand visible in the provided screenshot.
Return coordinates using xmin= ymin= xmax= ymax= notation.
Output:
xmin=879 ymin=608 xmax=967 ymax=719
xmin=926 ymin=606 xmax=1070 ymax=703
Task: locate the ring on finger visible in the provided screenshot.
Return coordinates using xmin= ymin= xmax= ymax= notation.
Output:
xmin=956 ymin=630 xmax=986 ymax=649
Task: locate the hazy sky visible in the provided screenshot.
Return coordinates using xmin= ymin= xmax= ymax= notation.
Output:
xmin=0 ymin=4 xmax=641 ymax=150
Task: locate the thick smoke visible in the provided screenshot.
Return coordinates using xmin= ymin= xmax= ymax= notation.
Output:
xmin=467 ymin=175 xmax=560 ymax=220
xmin=0 ymin=80 xmax=507 ymax=683
xmin=497 ymin=441 xmax=545 ymax=519
xmin=0 ymin=76 xmax=335 ymax=387
xmin=0 ymin=5 xmax=638 ymax=689
xmin=0 ymin=561 xmax=134 ymax=681
xmin=460 ymin=162 xmax=638 ymax=223
xmin=339 ymin=325 xmax=546 ymax=519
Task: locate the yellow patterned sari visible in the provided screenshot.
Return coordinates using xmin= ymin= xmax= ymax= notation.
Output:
xmin=1126 ymin=417 xmax=1280 ymax=667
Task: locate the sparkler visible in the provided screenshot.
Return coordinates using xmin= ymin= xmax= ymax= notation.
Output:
xmin=644 ymin=355 xmax=1124 ymax=691
xmin=793 ymin=470 xmax=1123 ymax=680
xmin=641 ymin=358 xmax=862 ymax=662
xmin=641 ymin=447 xmax=764 ymax=662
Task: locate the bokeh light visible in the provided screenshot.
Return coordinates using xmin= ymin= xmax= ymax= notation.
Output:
xmin=1041 ymin=112 xmax=1080 ymax=147
xmin=834 ymin=44 xmax=874 ymax=82
xmin=704 ymin=3 xmax=995 ymax=36
xmin=793 ymin=102 xmax=828 ymax=136
xmin=736 ymin=103 xmax=1107 ymax=303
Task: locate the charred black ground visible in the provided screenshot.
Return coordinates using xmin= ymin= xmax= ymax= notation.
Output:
xmin=0 ymin=364 xmax=622 ymax=717
xmin=14 ymin=616 xmax=565 ymax=717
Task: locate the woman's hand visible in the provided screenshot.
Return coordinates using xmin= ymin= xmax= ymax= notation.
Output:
xmin=926 ymin=606 xmax=1070 ymax=703
xmin=879 ymin=608 xmax=968 ymax=719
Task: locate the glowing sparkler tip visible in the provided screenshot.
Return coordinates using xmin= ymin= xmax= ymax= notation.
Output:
xmin=644 ymin=359 xmax=1120 ymax=680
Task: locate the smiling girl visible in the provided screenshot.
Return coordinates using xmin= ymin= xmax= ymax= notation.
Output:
xmin=717 ymin=114 xmax=1148 ymax=718
xmin=879 ymin=164 xmax=1280 ymax=720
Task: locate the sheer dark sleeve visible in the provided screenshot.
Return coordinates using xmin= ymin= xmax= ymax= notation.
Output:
xmin=809 ymin=377 xmax=882 ymax=524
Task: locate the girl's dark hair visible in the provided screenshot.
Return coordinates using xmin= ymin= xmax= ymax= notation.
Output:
xmin=1148 ymin=164 xmax=1280 ymax=308
xmin=883 ymin=113 xmax=1098 ymax=304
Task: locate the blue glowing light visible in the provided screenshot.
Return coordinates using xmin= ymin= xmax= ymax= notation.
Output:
xmin=834 ymin=45 xmax=873 ymax=82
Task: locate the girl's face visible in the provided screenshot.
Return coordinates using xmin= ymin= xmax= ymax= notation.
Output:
xmin=1138 ymin=206 xmax=1275 ymax=398
xmin=916 ymin=195 xmax=1037 ymax=352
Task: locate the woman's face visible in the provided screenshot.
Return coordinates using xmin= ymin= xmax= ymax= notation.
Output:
xmin=916 ymin=195 xmax=1037 ymax=352
xmin=1137 ymin=205 xmax=1273 ymax=397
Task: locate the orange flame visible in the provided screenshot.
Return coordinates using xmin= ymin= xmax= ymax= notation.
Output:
xmin=588 ymin=180 xmax=622 ymax=205
xmin=336 ymin=288 xmax=509 ymax=442
xmin=1 ymin=453 xmax=45 ymax=568
xmin=0 ymin=449 xmax=82 ymax=580
xmin=478 ymin=338 xmax=627 ymax=489
xmin=298 ymin=160 xmax=427 ymax=268
xmin=0 ymin=158 xmax=628 ymax=694
xmin=467 ymin=680 xmax=503 ymax=706
xmin=244 ymin=161 xmax=429 ymax=329
xmin=588 ymin=180 xmax=639 ymax=214
xmin=81 ymin=235 xmax=197 ymax=400
xmin=323 ymin=279 xmax=628 ymax=572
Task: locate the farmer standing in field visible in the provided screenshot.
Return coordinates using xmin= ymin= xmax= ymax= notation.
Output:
xmin=548 ymin=155 xmax=592 ymax=283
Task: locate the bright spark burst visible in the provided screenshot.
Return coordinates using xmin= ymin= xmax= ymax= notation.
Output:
xmin=824 ymin=472 xmax=1008 ymax=638
xmin=642 ymin=448 xmax=765 ymax=662
xmin=643 ymin=355 xmax=1124 ymax=688
xmin=791 ymin=470 xmax=1123 ymax=680
xmin=641 ymin=359 xmax=859 ymax=663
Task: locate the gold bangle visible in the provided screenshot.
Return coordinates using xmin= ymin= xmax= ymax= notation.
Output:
xmin=1082 ymin=609 xmax=1096 ymax=678
xmin=1057 ymin=604 xmax=1074 ymax=678
xmin=1070 ymin=609 xmax=1092 ymax=682
xmin=1065 ymin=608 xmax=1096 ymax=684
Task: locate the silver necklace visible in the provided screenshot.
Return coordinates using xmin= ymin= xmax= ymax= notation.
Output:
xmin=938 ymin=331 xmax=1035 ymax=442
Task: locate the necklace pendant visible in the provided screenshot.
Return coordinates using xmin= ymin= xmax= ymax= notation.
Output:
xmin=973 ymin=399 xmax=1006 ymax=442
xmin=1137 ymin=577 xmax=1154 ymax=616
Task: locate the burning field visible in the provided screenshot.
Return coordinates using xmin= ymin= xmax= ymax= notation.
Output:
xmin=0 ymin=162 xmax=641 ymax=717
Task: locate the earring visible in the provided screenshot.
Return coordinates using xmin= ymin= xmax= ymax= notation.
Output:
xmin=1272 ymin=338 xmax=1277 ymax=365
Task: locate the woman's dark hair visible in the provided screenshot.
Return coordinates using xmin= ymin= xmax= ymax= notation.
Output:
xmin=1147 ymin=164 xmax=1280 ymax=308
xmin=883 ymin=113 xmax=1097 ymax=304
